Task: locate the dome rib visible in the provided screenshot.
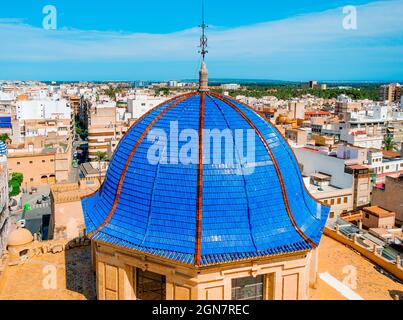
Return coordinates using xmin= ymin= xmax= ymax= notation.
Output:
xmin=87 ymin=92 xmax=197 ymax=238
xmin=205 ymin=94 xmax=258 ymax=252
xmin=224 ymin=95 xmax=330 ymax=244
xmin=82 ymin=96 xmax=186 ymax=232
xmin=81 ymin=93 xmax=183 ymax=204
xmin=140 ymin=95 xmax=195 ymax=247
xmin=229 ymin=96 xmax=331 ymax=211
xmin=209 ymin=92 xmax=317 ymax=248
xmin=195 ymin=93 xmax=205 ymax=266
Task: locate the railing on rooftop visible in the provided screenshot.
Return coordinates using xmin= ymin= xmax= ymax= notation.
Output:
xmin=325 ymin=219 xmax=403 ymax=277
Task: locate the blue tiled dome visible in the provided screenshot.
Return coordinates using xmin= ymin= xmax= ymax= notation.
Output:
xmin=82 ymin=92 xmax=329 ymax=266
xmin=0 ymin=141 xmax=7 ymax=156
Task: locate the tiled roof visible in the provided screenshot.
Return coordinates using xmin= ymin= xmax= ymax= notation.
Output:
xmin=81 ymin=92 xmax=329 ymax=266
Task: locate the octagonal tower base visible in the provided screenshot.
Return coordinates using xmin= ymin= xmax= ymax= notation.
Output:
xmin=92 ymin=240 xmax=318 ymax=300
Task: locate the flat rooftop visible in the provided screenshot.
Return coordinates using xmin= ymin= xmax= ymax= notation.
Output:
xmin=364 ymin=206 xmax=395 ymax=218
xmin=308 ymin=183 xmax=345 ymax=194
xmin=0 ymin=246 xmax=95 ymax=300
xmin=0 ymin=236 xmax=401 ymax=300
xmin=309 ymin=236 xmax=403 ymax=300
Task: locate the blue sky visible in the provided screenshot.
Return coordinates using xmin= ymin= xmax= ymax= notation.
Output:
xmin=1 ymin=0 xmax=403 ymax=81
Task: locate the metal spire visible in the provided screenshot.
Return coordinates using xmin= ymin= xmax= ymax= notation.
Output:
xmin=198 ymin=0 xmax=209 ymax=91
xmin=199 ymin=0 xmax=208 ymax=61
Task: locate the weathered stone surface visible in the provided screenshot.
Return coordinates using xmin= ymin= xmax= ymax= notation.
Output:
xmin=8 ymin=259 xmax=19 ymax=266
xmin=0 ymin=245 xmax=96 ymax=300
xmin=42 ymin=245 xmax=49 ymax=254
xmin=51 ymin=245 xmax=64 ymax=254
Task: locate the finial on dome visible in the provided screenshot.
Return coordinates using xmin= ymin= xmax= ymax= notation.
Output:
xmin=199 ymin=61 xmax=208 ymax=92
xmin=198 ymin=0 xmax=209 ymax=92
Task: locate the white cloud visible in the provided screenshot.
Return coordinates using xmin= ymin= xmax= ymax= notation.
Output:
xmin=0 ymin=0 xmax=402 ymax=65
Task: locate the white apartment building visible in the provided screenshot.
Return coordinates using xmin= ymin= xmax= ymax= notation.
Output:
xmin=366 ymin=149 xmax=403 ymax=184
xmin=303 ymin=173 xmax=353 ymax=218
xmin=127 ymin=93 xmax=166 ymax=120
xmin=87 ymin=102 xmax=131 ymax=160
xmin=16 ymin=99 xmax=71 ymax=120
xmin=319 ymin=104 xmax=403 ymax=149
xmin=167 ymin=80 xmax=178 ymax=87
xmin=340 ymin=130 xmax=384 ymax=149
xmin=221 ymin=83 xmax=241 ymax=90
xmin=294 ymin=145 xmax=372 ymax=217
xmin=14 ymin=99 xmax=73 ymax=145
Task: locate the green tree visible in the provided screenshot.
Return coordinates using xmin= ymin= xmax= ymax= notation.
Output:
xmin=104 ymin=87 xmax=117 ymax=100
xmin=0 ymin=134 xmax=10 ymax=142
xmin=383 ymin=135 xmax=398 ymax=151
xmin=9 ymin=172 xmax=24 ymax=197
xmin=95 ymin=151 xmax=108 ymax=184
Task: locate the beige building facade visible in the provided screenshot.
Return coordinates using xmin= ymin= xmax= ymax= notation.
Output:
xmin=7 ymin=146 xmax=72 ymax=188
xmin=87 ymin=106 xmax=131 ymax=160
xmin=49 ymin=178 xmax=100 ymax=240
xmin=362 ymin=206 xmax=396 ymax=229
xmin=93 ymin=241 xmax=318 ymax=300
xmin=371 ymin=175 xmax=403 ymax=226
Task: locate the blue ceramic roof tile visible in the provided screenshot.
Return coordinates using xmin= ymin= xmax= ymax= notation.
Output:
xmin=82 ymin=92 xmax=329 ymax=266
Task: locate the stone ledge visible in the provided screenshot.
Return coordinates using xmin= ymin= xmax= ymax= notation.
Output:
xmin=5 ymin=236 xmax=91 ymax=267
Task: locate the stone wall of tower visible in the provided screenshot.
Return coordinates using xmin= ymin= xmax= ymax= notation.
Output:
xmin=0 ymin=156 xmax=10 ymax=257
xmin=93 ymin=241 xmax=313 ymax=301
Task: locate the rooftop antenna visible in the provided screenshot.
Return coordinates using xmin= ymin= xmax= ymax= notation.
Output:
xmin=198 ymin=0 xmax=209 ymax=91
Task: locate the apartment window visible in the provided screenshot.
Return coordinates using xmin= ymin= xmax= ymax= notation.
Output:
xmin=337 ymin=198 xmax=341 ymax=205
xmin=42 ymin=160 xmax=46 ymax=163
xmin=323 ymin=200 xmax=328 ymax=205
xmin=365 ymin=213 xmax=369 ymax=219
xmin=50 ymin=159 xmax=54 ymax=162
xmin=136 ymin=269 xmax=166 ymax=300
xmin=330 ymin=199 xmax=335 ymax=205
xmin=231 ymin=275 xmax=263 ymax=300
xmin=29 ymin=161 xmax=33 ymax=164
xmin=329 ymin=212 xmax=335 ymax=219
xmin=17 ymin=162 xmax=20 ymax=165
xmin=385 ymin=165 xmax=389 ymax=170
xmin=344 ymin=197 xmax=348 ymax=204
xmin=30 ymin=178 xmax=34 ymax=182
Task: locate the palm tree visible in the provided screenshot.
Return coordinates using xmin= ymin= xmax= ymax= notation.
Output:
xmin=95 ymin=151 xmax=108 ymax=184
xmin=383 ymin=135 xmax=397 ymax=151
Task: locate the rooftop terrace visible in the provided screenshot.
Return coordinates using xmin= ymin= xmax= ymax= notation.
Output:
xmin=0 ymin=236 xmax=401 ymax=300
